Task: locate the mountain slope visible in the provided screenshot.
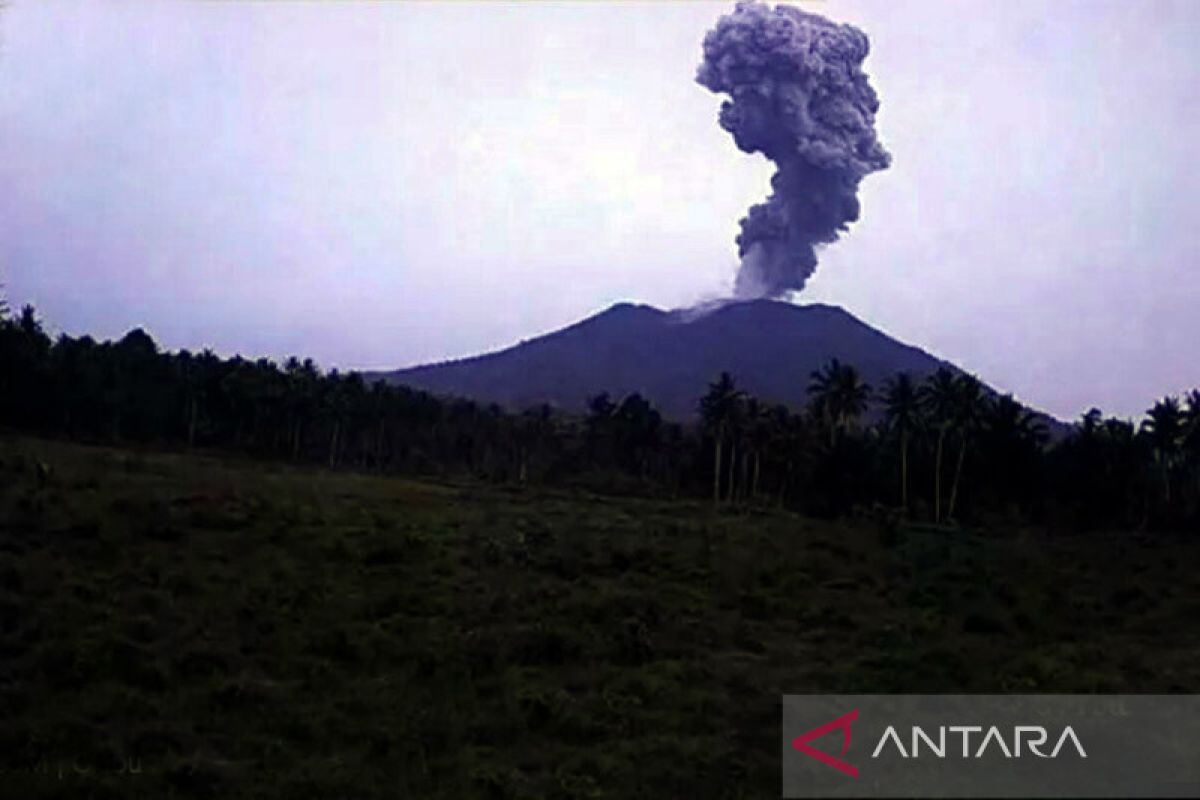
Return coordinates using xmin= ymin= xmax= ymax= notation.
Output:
xmin=371 ymin=299 xmax=1006 ymax=422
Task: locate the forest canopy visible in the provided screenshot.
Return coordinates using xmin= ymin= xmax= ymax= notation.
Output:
xmin=2 ymin=304 xmax=1197 ymax=532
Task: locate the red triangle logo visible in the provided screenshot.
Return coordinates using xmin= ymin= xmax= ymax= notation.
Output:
xmin=791 ymin=709 xmax=859 ymax=778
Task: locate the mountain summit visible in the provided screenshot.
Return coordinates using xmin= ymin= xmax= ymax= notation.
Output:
xmin=372 ymin=300 xmax=995 ymax=422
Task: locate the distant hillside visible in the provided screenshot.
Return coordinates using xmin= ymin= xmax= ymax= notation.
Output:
xmin=371 ymin=299 xmax=1062 ymax=429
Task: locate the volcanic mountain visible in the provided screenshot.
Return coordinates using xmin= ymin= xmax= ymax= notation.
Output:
xmin=372 ymin=300 xmax=1056 ymax=426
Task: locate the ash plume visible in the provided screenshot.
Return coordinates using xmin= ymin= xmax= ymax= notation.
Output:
xmin=697 ymin=1 xmax=890 ymax=298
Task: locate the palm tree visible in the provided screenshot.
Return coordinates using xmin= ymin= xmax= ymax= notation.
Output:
xmin=1185 ymin=390 xmax=1200 ymax=426
xmin=1184 ymin=390 xmax=1200 ymax=517
xmin=339 ymin=372 xmax=368 ymax=466
xmin=1180 ymin=391 xmax=1200 ymax=467
xmin=806 ymin=360 xmax=836 ymax=438
xmin=1080 ymin=407 xmax=1103 ymax=438
xmin=1103 ymin=416 xmax=1134 ymax=444
xmin=322 ymin=370 xmax=354 ymax=468
xmin=982 ymin=393 xmax=1049 ymax=510
xmin=807 ymin=358 xmax=872 ymax=446
xmin=1142 ymin=396 xmax=1183 ymax=508
xmin=515 ymin=404 xmax=554 ymax=485
xmin=742 ymin=397 xmax=769 ymax=502
xmin=985 ymin=393 xmax=1049 ymax=446
xmin=723 ymin=389 xmax=746 ymax=504
xmin=766 ymin=403 xmax=811 ymax=509
xmin=1184 ymin=391 xmax=1200 ymax=438
xmin=1091 ymin=414 xmax=1144 ymax=528
xmin=699 ymin=372 xmax=742 ymax=504
xmin=284 ymin=357 xmax=319 ymax=461
xmin=368 ymin=380 xmax=392 ymax=470
xmin=945 ymin=374 xmax=985 ymax=523
xmin=920 ymin=368 xmax=958 ymax=523
xmin=614 ymin=393 xmax=662 ymax=479
xmin=881 ymin=372 xmax=921 ymax=512
xmin=584 ymin=392 xmax=621 ymax=470
xmin=176 ymin=350 xmax=202 ymax=447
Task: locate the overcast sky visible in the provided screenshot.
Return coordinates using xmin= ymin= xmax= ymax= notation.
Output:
xmin=2 ymin=1 xmax=1198 ymax=420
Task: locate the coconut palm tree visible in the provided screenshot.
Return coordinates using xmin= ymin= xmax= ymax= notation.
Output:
xmin=1183 ymin=390 xmax=1200 ymax=518
xmin=985 ymin=393 xmax=1049 ymax=446
xmin=723 ymin=390 xmax=747 ymax=504
xmin=699 ymin=372 xmax=743 ymax=504
xmin=920 ymin=367 xmax=958 ymax=523
xmin=807 ymin=358 xmax=872 ymax=446
xmin=766 ymin=403 xmax=812 ymax=509
xmin=1184 ymin=391 xmax=1200 ymax=439
xmin=1142 ymin=396 xmax=1183 ymax=508
xmin=283 ymin=356 xmax=319 ymax=461
xmin=742 ymin=396 xmax=769 ymax=502
xmin=368 ymin=379 xmax=392 ymax=470
xmin=881 ymin=372 xmax=921 ymax=512
xmin=1180 ymin=391 xmax=1200 ymax=471
xmin=175 ymin=350 xmax=202 ymax=447
xmin=614 ymin=393 xmax=662 ymax=479
xmin=515 ymin=403 xmax=554 ymax=485
xmin=322 ymin=371 xmax=347 ymax=468
xmin=945 ymin=373 xmax=985 ymax=523
xmin=982 ymin=393 xmax=1049 ymax=510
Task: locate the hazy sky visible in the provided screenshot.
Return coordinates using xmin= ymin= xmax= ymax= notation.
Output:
xmin=2 ymin=1 xmax=1198 ymax=420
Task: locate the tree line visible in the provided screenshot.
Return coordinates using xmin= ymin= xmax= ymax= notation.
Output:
xmin=2 ymin=303 xmax=1197 ymax=532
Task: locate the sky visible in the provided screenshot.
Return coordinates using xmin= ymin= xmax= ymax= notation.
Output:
xmin=1 ymin=0 xmax=1198 ymax=420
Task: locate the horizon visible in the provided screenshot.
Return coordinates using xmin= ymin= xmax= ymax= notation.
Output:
xmin=0 ymin=294 xmax=1165 ymax=425
xmin=3 ymin=1 xmax=1199 ymax=419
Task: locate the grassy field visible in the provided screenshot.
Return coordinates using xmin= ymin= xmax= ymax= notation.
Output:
xmin=1 ymin=435 xmax=1198 ymax=799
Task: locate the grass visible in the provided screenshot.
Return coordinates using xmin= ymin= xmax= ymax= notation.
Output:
xmin=1 ymin=435 xmax=1197 ymax=798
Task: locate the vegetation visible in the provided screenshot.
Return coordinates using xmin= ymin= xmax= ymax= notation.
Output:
xmin=2 ymin=435 xmax=1198 ymax=798
xmin=2 ymin=305 xmax=1198 ymax=531
xmin=1 ymin=306 xmax=1199 ymax=797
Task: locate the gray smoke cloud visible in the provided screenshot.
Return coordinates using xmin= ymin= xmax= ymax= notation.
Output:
xmin=696 ymin=1 xmax=891 ymax=298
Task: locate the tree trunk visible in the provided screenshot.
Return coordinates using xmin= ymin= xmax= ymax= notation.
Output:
xmin=751 ymin=452 xmax=761 ymax=502
xmin=947 ymin=435 xmax=968 ymax=522
xmin=779 ymin=460 xmax=793 ymax=508
xmin=376 ymin=419 xmax=386 ymax=471
xmin=726 ymin=441 xmax=737 ymax=504
xmin=899 ymin=430 xmax=909 ymax=512
xmin=712 ymin=436 xmax=722 ymax=505
xmin=328 ymin=419 xmax=340 ymax=468
xmin=187 ymin=397 xmax=198 ymax=448
xmin=934 ymin=426 xmax=946 ymax=523
xmin=734 ymin=448 xmax=744 ymax=503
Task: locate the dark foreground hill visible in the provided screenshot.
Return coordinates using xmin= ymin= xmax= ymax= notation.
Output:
xmin=373 ymin=299 xmax=1041 ymax=423
xmin=2 ymin=435 xmax=1197 ymax=798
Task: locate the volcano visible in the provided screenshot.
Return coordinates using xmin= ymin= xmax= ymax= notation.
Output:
xmin=371 ymin=300 xmax=1059 ymax=427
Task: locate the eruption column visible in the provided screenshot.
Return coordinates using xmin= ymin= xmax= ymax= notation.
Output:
xmin=697 ymin=1 xmax=891 ymax=298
